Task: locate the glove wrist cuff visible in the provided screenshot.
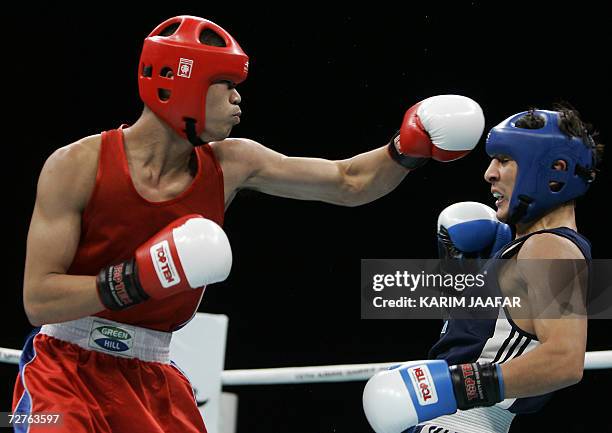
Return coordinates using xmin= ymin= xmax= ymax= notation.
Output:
xmin=449 ymin=362 xmax=503 ymax=410
xmin=387 ymin=130 xmax=430 ymax=170
xmin=96 ymin=259 xmax=149 ymax=311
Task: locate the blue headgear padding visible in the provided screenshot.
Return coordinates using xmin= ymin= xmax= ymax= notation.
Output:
xmin=486 ymin=110 xmax=595 ymax=224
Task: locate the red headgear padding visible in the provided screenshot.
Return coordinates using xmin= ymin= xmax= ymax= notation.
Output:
xmin=138 ymin=16 xmax=249 ymax=143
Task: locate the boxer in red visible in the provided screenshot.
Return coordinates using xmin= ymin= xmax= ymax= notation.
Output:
xmin=13 ymin=15 xmax=485 ymax=432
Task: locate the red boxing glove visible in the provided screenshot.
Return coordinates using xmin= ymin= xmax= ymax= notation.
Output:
xmin=389 ymin=95 xmax=485 ymax=169
xmin=97 ymin=214 xmax=232 ymax=310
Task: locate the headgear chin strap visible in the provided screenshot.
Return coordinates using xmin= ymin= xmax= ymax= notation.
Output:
xmin=138 ymin=16 xmax=249 ymax=146
xmin=486 ymin=110 xmax=596 ymax=225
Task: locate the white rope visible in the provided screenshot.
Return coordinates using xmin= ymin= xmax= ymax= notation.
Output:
xmin=222 ymin=362 xmax=400 ymax=385
xmin=0 ymin=348 xmax=21 ymax=365
xmin=221 ymin=350 xmax=612 ymax=385
xmin=1 ymin=346 xmax=610 ymax=385
xmin=583 ymin=350 xmax=612 ymax=370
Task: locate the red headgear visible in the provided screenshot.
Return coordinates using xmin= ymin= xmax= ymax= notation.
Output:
xmin=138 ymin=16 xmax=249 ymax=144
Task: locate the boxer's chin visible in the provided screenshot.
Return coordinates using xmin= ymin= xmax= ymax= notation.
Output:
xmin=201 ymin=123 xmax=233 ymax=143
xmin=495 ymin=201 xmax=510 ymax=223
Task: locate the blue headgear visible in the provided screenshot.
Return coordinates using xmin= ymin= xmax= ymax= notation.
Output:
xmin=486 ymin=110 xmax=596 ymax=224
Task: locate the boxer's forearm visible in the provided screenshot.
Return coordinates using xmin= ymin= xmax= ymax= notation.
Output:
xmin=336 ymin=145 xmax=409 ymax=206
xmin=500 ymin=341 xmax=585 ymax=398
xmin=240 ymin=141 xmax=409 ymax=206
xmin=23 ymin=274 xmax=104 ymax=326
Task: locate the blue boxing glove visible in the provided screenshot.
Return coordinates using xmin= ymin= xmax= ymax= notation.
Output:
xmin=363 ymin=360 xmax=505 ymax=433
xmin=437 ymin=201 xmax=512 ymax=260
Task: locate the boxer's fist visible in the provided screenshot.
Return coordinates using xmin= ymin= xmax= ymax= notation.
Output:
xmin=437 ymin=201 xmax=512 ymax=260
xmin=389 ymin=95 xmax=485 ymax=169
xmin=97 ymin=215 xmax=232 ymax=310
xmin=363 ymin=360 xmax=504 ymax=433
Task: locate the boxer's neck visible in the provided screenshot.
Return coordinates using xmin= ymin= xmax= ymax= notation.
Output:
xmin=123 ymin=109 xmax=195 ymax=181
xmin=515 ymin=203 xmax=577 ymax=238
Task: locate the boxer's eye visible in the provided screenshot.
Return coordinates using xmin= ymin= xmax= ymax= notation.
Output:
xmin=218 ymin=80 xmax=236 ymax=89
xmin=494 ymin=156 xmax=511 ymax=165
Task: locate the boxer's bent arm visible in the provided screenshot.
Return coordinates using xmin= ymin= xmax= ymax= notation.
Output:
xmin=500 ymin=234 xmax=587 ymax=398
xmin=500 ymin=318 xmax=586 ymax=398
xmin=23 ymin=140 xmax=104 ymax=326
xmin=214 ymin=138 xmax=408 ymax=207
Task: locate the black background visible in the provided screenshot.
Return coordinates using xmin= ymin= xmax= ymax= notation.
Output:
xmin=4 ymin=3 xmax=612 ymax=432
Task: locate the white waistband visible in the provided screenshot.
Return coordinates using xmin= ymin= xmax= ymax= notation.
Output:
xmin=420 ymin=405 xmax=515 ymax=433
xmin=40 ymin=316 xmax=172 ymax=363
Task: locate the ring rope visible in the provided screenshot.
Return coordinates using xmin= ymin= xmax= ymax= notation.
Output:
xmin=1 ymin=347 xmax=610 ymax=385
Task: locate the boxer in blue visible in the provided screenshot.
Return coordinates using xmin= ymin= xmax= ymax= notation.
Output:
xmin=364 ymin=105 xmax=604 ymax=433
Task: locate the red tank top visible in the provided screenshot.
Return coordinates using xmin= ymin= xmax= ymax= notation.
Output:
xmin=67 ymin=127 xmax=225 ymax=332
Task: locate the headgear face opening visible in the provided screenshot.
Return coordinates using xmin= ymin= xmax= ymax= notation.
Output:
xmin=138 ymin=16 xmax=249 ymax=145
xmin=486 ymin=110 xmax=596 ymax=224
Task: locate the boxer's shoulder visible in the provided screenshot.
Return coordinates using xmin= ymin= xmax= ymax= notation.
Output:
xmin=209 ymin=137 xmax=267 ymax=184
xmin=39 ymin=134 xmax=101 ymax=210
xmin=518 ymin=232 xmax=584 ymax=260
xmin=209 ymin=137 xmax=261 ymax=162
xmin=47 ymin=134 xmax=101 ymax=172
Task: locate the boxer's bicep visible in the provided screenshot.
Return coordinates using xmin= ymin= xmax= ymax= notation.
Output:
xmin=517 ymin=233 xmax=588 ymax=319
xmin=23 ymin=143 xmax=97 ymax=306
xmin=233 ymin=138 xmax=353 ymax=203
xmin=517 ymin=234 xmax=588 ymax=374
xmin=249 ymin=154 xmax=348 ymax=202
